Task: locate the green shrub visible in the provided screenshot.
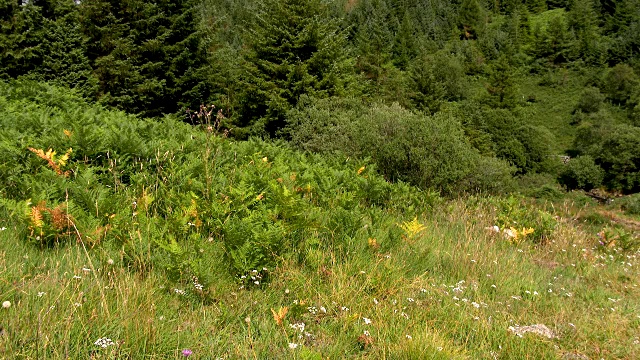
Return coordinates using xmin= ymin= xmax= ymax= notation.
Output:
xmin=491 ymin=195 xmax=557 ymax=243
xmin=575 ymin=87 xmax=604 ymax=114
xmin=461 ymin=106 xmax=556 ymax=175
xmin=602 ymin=64 xmax=639 ymax=106
xmin=286 ymin=98 xmax=514 ymax=195
xmin=621 ymin=194 xmax=640 ymax=215
xmin=515 ymin=173 xmax=565 ymax=200
xmin=408 ymin=53 xmax=468 ymax=114
xmin=572 ymin=124 xmax=640 ymax=193
xmin=515 ymin=125 xmax=557 ymax=174
xmin=559 ymin=155 xmax=604 ymax=190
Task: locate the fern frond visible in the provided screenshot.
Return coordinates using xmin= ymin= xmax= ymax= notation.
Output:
xmin=27 ymin=147 xmax=70 ymax=176
xmin=399 ymin=217 xmax=426 ymax=239
xmin=30 ymin=206 xmax=44 ymax=229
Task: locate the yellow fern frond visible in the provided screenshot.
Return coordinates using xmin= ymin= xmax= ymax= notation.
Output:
xmin=271 ymin=307 xmax=289 ymax=326
xmin=28 ymin=147 xmax=70 ymax=176
xmin=399 ymin=217 xmax=426 ymax=239
xmin=45 ymin=148 xmax=55 ymax=159
xmin=57 ymin=148 xmax=72 ymax=167
xmin=30 ymin=206 xmax=44 ymax=229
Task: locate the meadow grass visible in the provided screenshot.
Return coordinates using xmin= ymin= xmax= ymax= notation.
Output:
xmin=1 ymin=198 xmax=638 ymax=359
xmin=1 ymin=80 xmax=638 ymax=359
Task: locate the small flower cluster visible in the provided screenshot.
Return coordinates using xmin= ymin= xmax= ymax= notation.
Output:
xmin=289 ymin=322 xmax=306 ymax=333
xmin=94 ymin=337 xmax=115 ymax=348
xmin=238 ymin=268 xmax=269 ymax=288
xmin=192 ymin=276 xmax=204 ymax=291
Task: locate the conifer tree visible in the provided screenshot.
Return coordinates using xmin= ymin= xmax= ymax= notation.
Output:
xmin=79 ymin=0 xmax=211 ymax=116
xmin=525 ymin=0 xmax=546 ymax=13
xmin=351 ymin=0 xmax=396 ymax=82
xmin=605 ymin=0 xmax=640 ymax=64
xmin=392 ymin=11 xmax=417 ymax=70
xmin=459 ymin=0 xmax=484 ymax=39
xmin=485 ymin=56 xmax=518 ymax=109
xmin=568 ymin=0 xmax=606 ymax=65
xmin=0 ymin=0 xmax=96 ymax=96
xmin=237 ymin=0 xmax=353 ymax=137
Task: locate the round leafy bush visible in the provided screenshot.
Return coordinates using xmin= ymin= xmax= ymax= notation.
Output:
xmin=621 ymin=194 xmax=640 ymax=215
xmin=575 ymin=87 xmax=604 ymax=114
xmin=602 ymin=64 xmax=639 ymax=106
xmin=559 ymin=155 xmax=604 ymax=190
xmin=286 ymin=97 xmax=514 ymax=195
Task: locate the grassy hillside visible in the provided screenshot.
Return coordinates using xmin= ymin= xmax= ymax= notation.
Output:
xmin=1 ymin=82 xmax=639 ymax=359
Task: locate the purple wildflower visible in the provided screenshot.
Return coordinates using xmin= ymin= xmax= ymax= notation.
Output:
xmin=182 ymin=349 xmax=193 ymax=357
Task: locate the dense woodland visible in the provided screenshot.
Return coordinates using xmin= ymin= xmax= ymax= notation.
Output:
xmin=1 ymin=0 xmax=640 ymax=195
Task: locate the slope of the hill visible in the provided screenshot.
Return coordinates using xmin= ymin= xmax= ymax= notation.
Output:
xmin=0 ymin=81 xmax=639 ymax=359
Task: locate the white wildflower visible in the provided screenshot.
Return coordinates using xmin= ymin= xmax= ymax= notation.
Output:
xmin=290 ymin=322 xmax=305 ymax=333
xmin=363 ymin=317 xmax=372 ymax=325
xmin=94 ymin=337 xmax=115 ymax=348
xmin=288 ymin=343 xmax=299 ymax=349
xmin=2 ymin=301 xmax=10 ymax=309
xmin=174 ymin=288 xmax=186 ymax=295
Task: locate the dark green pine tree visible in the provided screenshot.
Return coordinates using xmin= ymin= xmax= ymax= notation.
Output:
xmin=392 ymin=11 xmax=417 ymax=70
xmin=79 ymin=0 xmax=212 ymax=117
xmin=605 ymin=0 xmax=640 ymax=64
xmin=546 ymin=0 xmax=571 ymax=9
xmin=0 ymin=0 xmax=43 ymax=79
xmin=505 ymin=5 xmax=532 ymax=54
xmin=237 ymin=0 xmax=353 ymax=137
xmin=350 ymin=0 xmax=397 ymax=83
xmin=568 ymin=0 xmax=606 ymax=65
xmin=459 ymin=0 xmax=484 ymax=39
xmin=485 ymin=56 xmax=518 ymax=109
xmin=0 ymin=0 xmax=97 ymax=96
xmin=531 ymin=12 xmax=574 ymax=64
xmin=525 ymin=0 xmax=547 ymax=13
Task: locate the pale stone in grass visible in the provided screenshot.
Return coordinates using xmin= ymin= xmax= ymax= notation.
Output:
xmin=508 ymin=324 xmax=556 ymax=339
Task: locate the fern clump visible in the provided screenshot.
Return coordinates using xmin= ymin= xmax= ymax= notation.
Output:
xmin=0 ymin=80 xmax=441 ymax=289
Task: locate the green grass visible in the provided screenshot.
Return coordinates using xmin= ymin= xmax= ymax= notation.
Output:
xmin=1 ymin=80 xmax=639 ymax=359
xmin=518 ymin=69 xmax=632 ymax=154
xmin=2 ymin=200 xmax=639 ymax=359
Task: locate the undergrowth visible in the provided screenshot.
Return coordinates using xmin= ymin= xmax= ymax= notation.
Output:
xmin=0 ymin=81 xmax=638 ymax=359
